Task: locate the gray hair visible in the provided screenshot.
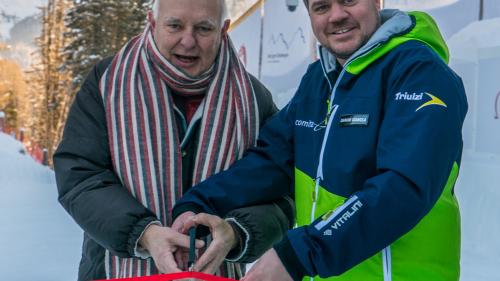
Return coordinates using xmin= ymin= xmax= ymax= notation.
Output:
xmin=151 ymin=0 xmax=228 ymax=26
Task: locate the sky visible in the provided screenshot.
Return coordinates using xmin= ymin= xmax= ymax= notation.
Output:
xmin=0 ymin=0 xmax=46 ymax=18
xmin=0 ymin=0 xmax=46 ymax=40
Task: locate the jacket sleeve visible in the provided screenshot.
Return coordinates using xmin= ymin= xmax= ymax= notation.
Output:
xmin=172 ymin=93 xmax=297 ymax=219
xmin=275 ymin=49 xmax=468 ymax=279
xmin=53 ymin=60 xmax=159 ymax=258
xmin=223 ymin=196 xmax=294 ymax=263
xmin=173 ymin=76 xmax=294 ymax=262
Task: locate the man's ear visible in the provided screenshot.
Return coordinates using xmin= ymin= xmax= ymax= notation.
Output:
xmin=147 ymin=11 xmax=156 ymax=28
xmin=221 ymin=19 xmax=231 ymax=34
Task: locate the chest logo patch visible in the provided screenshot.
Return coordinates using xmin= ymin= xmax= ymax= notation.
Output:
xmin=339 ymin=114 xmax=369 ymax=126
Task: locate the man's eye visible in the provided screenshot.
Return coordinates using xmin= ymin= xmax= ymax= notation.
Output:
xmin=313 ymin=4 xmax=330 ymax=13
xmin=167 ymin=24 xmax=181 ymax=30
xmin=197 ymin=26 xmax=213 ymax=34
xmin=342 ymin=0 xmax=356 ymax=6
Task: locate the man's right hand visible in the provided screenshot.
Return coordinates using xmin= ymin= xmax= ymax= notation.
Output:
xmin=139 ymin=224 xmax=204 ymax=273
xmin=171 ymin=211 xmax=196 ymax=270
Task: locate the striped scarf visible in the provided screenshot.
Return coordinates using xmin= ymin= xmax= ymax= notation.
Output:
xmin=99 ymin=24 xmax=259 ymax=279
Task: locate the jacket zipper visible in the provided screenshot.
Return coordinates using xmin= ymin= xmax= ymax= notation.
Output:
xmin=311 ymin=63 xmax=346 ymax=225
xmin=310 ymin=45 xmax=382 ymax=280
xmin=311 ymin=42 xmax=383 ymax=223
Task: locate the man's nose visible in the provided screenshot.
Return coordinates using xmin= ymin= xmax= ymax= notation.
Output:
xmin=328 ymin=4 xmax=350 ymax=23
xmin=179 ymin=30 xmax=196 ymax=49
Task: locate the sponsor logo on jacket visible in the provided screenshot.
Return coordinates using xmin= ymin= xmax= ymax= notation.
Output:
xmin=395 ymin=92 xmax=424 ymax=101
xmin=295 ymin=119 xmax=326 ymax=131
xmin=395 ymin=92 xmax=447 ymax=112
xmin=314 ymin=196 xmax=363 ymax=234
xmin=321 ymin=200 xmax=364 ymax=236
xmin=330 ymin=200 xmax=363 ymax=230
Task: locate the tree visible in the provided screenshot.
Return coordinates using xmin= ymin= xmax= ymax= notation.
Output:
xmin=26 ymin=0 xmax=73 ymax=163
xmin=63 ymin=0 xmax=151 ymax=91
xmin=0 ymin=59 xmax=28 ymax=132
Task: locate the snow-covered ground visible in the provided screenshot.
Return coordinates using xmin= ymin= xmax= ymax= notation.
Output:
xmin=0 ymin=132 xmax=81 ymax=281
xmin=456 ymin=151 xmax=500 ymax=281
xmin=0 ymin=129 xmax=499 ymax=281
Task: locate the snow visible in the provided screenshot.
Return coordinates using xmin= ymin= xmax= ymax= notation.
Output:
xmin=456 ymin=152 xmax=500 ymax=281
xmin=448 ymin=17 xmax=500 ymax=62
xmin=0 ymin=132 xmax=81 ymax=281
xmin=385 ymin=0 xmax=460 ymax=10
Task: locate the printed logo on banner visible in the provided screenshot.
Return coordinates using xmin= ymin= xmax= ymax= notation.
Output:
xmin=266 ymin=28 xmax=306 ymax=64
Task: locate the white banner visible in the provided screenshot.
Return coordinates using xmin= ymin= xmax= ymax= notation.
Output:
xmin=260 ymin=0 xmax=314 ymax=108
xmin=229 ymin=2 xmax=263 ymax=78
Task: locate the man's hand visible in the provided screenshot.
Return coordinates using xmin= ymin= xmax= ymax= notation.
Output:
xmin=241 ymin=248 xmax=292 ymax=281
xmin=183 ymin=213 xmax=238 ymax=274
xmin=171 ymin=211 xmax=196 ymax=270
xmin=171 ymin=211 xmax=196 ymax=233
xmin=139 ymin=224 xmax=204 ymax=273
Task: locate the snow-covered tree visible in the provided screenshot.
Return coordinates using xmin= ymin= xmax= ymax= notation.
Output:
xmin=63 ymin=0 xmax=151 ymax=89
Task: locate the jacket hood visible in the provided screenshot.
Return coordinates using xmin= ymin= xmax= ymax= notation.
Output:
xmin=319 ymin=9 xmax=449 ymax=76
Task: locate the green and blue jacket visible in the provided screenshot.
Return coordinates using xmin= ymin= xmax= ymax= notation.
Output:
xmin=174 ymin=10 xmax=468 ymax=281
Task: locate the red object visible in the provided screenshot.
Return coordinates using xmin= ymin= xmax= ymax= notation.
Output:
xmin=172 ymin=93 xmax=205 ymax=124
xmin=95 ymin=272 xmax=237 ymax=281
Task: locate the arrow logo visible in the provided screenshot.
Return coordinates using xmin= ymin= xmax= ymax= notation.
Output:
xmin=416 ymin=93 xmax=447 ymax=112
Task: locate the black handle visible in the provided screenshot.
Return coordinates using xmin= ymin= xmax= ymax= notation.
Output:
xmin=188 ymin=226 xmax=196 ymax=270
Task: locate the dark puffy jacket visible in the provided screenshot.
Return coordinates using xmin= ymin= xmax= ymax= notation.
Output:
xmin=54 ymin=58 xmax=294 ymax=281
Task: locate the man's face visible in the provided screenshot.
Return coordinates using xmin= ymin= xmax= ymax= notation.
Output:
xmin=151 ymin=0 xmax=227 ymax=77
xmin=308 ymin=0 xmax=380 ymax=65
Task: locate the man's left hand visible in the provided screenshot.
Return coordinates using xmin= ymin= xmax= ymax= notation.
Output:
xmin=171 ymin=211 xmax=195 ymax=270
xmin=183 ymin=213 xmax=238 ymax=274
xmin=241 ymin=248 xmax=293 ymax=281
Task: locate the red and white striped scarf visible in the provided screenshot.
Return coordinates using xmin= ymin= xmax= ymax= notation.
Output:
xmin=99 ymin=24 xmax=259 ymax=279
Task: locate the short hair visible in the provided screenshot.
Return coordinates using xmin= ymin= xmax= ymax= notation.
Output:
xmin=151 ymin=0 xmax=228 ymax=25
xmin=303 ymin=0 xmax=309 ymax=8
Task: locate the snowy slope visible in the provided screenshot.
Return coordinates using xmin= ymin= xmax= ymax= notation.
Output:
xmin=456 ymin=152 xmax=500 ymax=281
xmin=0 ymin=132 xmax=81 ymax=281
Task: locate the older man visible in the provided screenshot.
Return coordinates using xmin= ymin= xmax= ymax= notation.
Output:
xmin=173 ymin=0 xmax=468 ymax=280
xmin=54 ymin=0 xmax=294 ymax=280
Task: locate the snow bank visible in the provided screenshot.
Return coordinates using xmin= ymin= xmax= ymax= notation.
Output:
xmin=456 ymin=152 xmax=500 ymax=281
xmin=0 ymin=132 xmax=81 ymax=281
xmin=448 ymin=17 xmax=500 ymax=62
